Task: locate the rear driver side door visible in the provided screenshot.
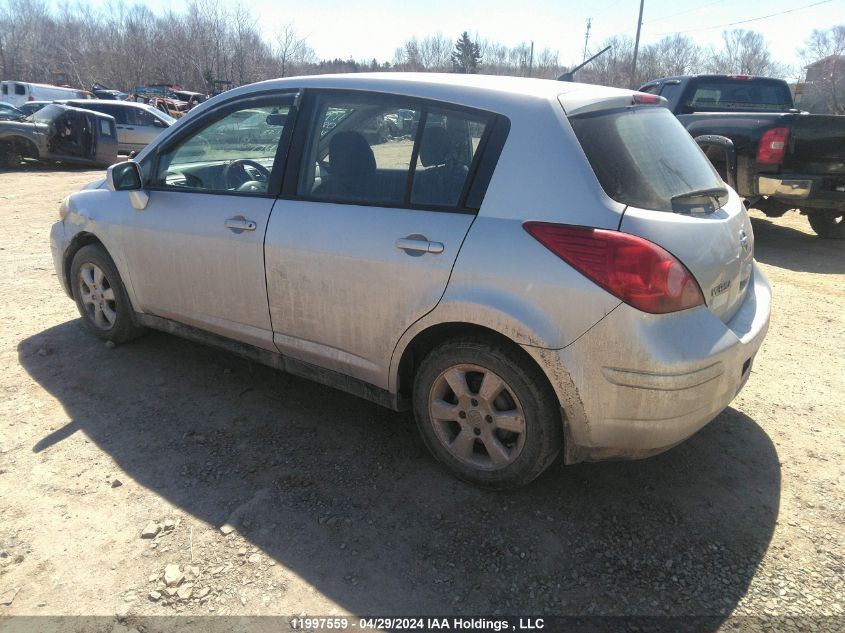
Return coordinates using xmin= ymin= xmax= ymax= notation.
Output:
xmin=265 ymin=90 xmax=498 ymax=389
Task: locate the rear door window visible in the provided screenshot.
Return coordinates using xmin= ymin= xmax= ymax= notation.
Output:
xmin=298 ymin=93 xmax=421 ymax=206
xmin=297 ymin=91 xmax=493 ymax=210
xmin=568 ymin=105 xmax=727 ymax=213
xmin=412 ymin=109 xmax=487 ymax=207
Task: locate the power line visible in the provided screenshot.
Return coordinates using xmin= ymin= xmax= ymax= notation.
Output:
xmin=649 ymin=0 xmax=837 ymax=36
xmin=644 ymin=0 xmax=729 ymax=25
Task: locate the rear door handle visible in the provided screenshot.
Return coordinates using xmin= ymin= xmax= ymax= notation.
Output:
xmin=396 ymin=236 xmax=444 ymax=254
xmin=224 ymin=217 xmax=257 ymax=232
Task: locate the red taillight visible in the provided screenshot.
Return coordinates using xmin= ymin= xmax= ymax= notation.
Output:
xmin=633 ymin=93 xmax=662 ymax=105
xmin=757 ymin=127 xmax=788 ymax=165
xmin=727 ymin=74 xmax=753 ymax=81
xmin=523 ymin=223 xmax=705 ymax=314
xmin=28 ymin=96 xmax=34 ymax=101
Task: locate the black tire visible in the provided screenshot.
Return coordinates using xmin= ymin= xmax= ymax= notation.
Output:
xmin=70 ymin=244 xmax=145 ymax=343
xmin=0 ymin=141 xmax=21 ymax=168
xmin=412 ymin=336 xmax=563 ymax=489
xmin=807 ymin=211 xmax=845 ymax=239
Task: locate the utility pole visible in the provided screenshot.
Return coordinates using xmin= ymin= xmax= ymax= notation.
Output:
xmin=630 ymin=0 xmax=644 ymax=88
xmin=528 ymin=40 xmax=534 ymax=77
xmin=583 ymin=18 xmax=592 ymax=62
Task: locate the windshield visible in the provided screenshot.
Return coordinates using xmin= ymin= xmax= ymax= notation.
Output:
xmin=147 ymin=105 xmax=176 ymax=125
xmin=684 ymin=79 xmax=792 ymax=112
xmin=0 ymin=103 xmax=23 ymax=116
xmin=28 ymin=103 xmax=66 ymax=123
xmin=569 ymin=106 xmax=727 ymax=213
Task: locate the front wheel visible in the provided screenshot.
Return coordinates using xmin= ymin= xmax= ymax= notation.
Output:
xmin=413 ymin=337 xmax=563 ymax=489
xmin=70 ymin=244 xmax=145 ymax=343
xmin=807 ymin=210 xmax=845 ymax=239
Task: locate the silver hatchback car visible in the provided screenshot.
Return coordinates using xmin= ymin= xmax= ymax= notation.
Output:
xmin=50 ymin=74 xmax=771 ymax=488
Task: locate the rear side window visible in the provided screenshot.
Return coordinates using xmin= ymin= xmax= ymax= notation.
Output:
xmin=14 ymin=84 xmax=25 ymax=96
xmin=684 ymin=79 xmax=791 ymax=112
xmin=569 ymin=106 xmax=727 ymax=213
xmin=1 ymin=84 xmax=7 ymax=95
xmin=297 ymin=91 xmax=492 ymax=210
xmin=659 ymin=82 xmax=683 ymax=103
xmin=412 ymin=110 xmax=487 ymax=207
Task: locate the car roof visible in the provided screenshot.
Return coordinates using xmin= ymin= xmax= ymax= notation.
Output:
xmin=66 ymin=98 xmax=147 ymax=107
xmin=209 ymin=73 xmax=638 ymax=116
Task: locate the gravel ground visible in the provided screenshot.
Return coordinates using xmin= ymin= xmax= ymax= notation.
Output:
xmin=0 ymin=165 xmax=843 ymax=632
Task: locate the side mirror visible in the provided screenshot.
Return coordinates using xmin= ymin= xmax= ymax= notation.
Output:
xmin=153 ymin=119 xmax=168 ymax=128
xmin=107 ymin=161 xmax=142 ymax=191
xmin=106 ymin=161 xmax=149 ymax=210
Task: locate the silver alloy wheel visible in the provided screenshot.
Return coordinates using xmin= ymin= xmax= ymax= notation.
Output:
xmin=428 ymin=364 xmax=527 ymax=470
xmin=78 ymin=262 xmax=117 ymax=330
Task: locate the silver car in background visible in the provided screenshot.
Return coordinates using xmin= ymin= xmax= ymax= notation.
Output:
xmin=49 ymin=74 xmax=771 ymax=488
xmin=62 ymin=99 xmax=174 ymax=154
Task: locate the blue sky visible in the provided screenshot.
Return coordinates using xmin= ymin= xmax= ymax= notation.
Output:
xmin=80 ymin=0 xmax=843 ymax=69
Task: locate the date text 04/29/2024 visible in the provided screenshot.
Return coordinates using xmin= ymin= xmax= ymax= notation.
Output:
xmin=290 ymin=617 xmax=545 ymax=630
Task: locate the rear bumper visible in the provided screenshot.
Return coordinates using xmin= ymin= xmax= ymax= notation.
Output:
xmin=758 ymin=174 xmax=845 ymax=210
xmin=532 ymin=261 xmax=771 ymax=463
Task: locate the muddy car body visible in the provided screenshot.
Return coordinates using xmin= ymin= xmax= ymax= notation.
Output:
xmin=50 ymin=74 xmax=770 ymax=488
xmin=0 ymin=103 xmax=117 ymax=167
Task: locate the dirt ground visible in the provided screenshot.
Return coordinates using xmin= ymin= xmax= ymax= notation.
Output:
xmin=0 ymin=165 xmax=843 ymax=632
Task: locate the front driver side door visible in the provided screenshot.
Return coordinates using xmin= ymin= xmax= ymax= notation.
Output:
xmin=119 ymin=92 xmax=296 ymax=349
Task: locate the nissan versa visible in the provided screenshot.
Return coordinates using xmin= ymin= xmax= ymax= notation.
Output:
xmin=49 ymin=74 xmax=771 ymax=488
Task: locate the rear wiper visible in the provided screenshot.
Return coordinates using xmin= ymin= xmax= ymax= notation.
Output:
xmin=671 ymin=187 xmax=729 ymax=214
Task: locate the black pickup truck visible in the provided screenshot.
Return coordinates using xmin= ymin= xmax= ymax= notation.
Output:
xmin=639 ymin=74 xmax=845 ymax=238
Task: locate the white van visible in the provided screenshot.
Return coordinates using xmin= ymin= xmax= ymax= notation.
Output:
xmin=0 ymin=81 xmax=90 ymax=107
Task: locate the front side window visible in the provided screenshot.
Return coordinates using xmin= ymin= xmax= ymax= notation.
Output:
xmin=298 ymin=92 xmax=490 ymax=209
xmin=152 ymin=99 xmax=291 ymax=194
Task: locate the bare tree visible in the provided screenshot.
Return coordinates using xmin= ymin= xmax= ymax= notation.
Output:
xmin=275 ymin=24 xmax=315 ymax=77
xmin=707 ymin=29 xmax=787 ymax=77
xmin=799 ymin=25 xmax=845 ymax=113
xmin=419 ymin=34 xmax=451 ymax=71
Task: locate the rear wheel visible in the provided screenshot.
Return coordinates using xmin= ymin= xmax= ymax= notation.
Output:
xmin=413 ymin=337 xmax=563 ymax=489
xmin=70 ymin=244 xmax=144 ymax=343
xmin=807 ymin=210 xmax=845 ymax=239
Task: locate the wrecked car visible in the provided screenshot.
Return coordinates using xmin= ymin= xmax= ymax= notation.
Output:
xmin=0 ymin=101 xmax=25 ymax=121
xmin=0 ymin=103 xmax=117 ymax=168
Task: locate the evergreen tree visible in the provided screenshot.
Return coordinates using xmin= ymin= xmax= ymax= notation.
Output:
xmin=451 ymin=32 xmax=482 ymax=74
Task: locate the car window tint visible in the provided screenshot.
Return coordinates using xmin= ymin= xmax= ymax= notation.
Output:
xmin=569 ymin=105 xmax=725 ymax=212
xmin=153 ymin=102 xmax=290 ymax=194
xmin=659 ymin=82 xmax=683 ymax=103
xmin=411 ymin=109 xmax=487 ymax=207
xmin=134 ymin=108 xmax=157 ymax=126
xmin=298 ymin=93 xmax=420 ymax=206
xmin=685 ymin=80 xmax=792 ymax=111
xmin=14 ymin=84 xmax=25 ymax=95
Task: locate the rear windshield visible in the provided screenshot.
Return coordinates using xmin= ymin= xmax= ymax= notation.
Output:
xmin=569 ymin=106 xmax=726 ymax=213
xmin=684 ymin=79 xmax=792 ymax=112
